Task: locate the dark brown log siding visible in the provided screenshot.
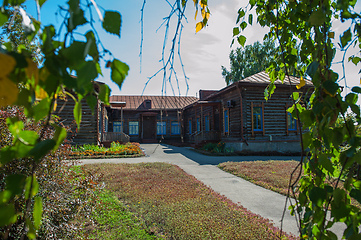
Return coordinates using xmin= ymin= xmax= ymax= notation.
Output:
xmin=219 ymin=88 xmax=242 ymax=141
xmin=198 ymin=85 xmax=305 ymax=142
xmin=243 ymin=87 xmax=297 ymax=141
xmin=55 ymin=97 xmax=99 ymax=145
xmin=108 ymin=109 xmax=183 ymax=142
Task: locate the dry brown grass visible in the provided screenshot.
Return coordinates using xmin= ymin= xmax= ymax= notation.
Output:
xmin=218 ymin=160 xmax=302 ymax=196
xmin=84 ymin=162 xmax=298 ymax=240
xmin=218 ymin=160 xmax=361 ymax=210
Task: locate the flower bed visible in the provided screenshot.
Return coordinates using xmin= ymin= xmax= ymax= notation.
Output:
xmin=70 ymin=142 xmax=144 ymax=159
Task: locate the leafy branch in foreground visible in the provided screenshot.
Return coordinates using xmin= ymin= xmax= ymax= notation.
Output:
xmin=0 ymin=0 xmax=128 ymax=238
xmin=234 ymin=0 xmax=361 ymax=239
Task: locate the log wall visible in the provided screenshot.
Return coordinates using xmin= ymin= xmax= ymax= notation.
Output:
xmin=55 ymin=96 xmax=99 ymax=145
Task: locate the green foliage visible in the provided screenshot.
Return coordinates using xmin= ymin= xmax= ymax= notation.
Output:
xmin=221 ymin=39 xmax=278 ymax=85
xmin=83 ymin=190 xmax=159 ymax=239
xmin=102 ymin=11 xmax=122 ymax=37
xmin=70 ymin=142 xmax=144 ymax=159
xmin=202 ymin=141 xmax=230 ymax=153
xmin=234 ymin=0 xmax=361 ymax=238
xmin=0 ymin=109 xmax=103 ymax=239
xmin=202 ymin=142 xmax=217 ymax=151
xmin=0 ymin=1 xmax=127 ymax=238
xmin=0 ymin=6 xmax=42 ymax=64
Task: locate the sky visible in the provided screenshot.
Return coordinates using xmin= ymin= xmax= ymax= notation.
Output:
xmin=2 ymin=0 xmax=361 ymax=99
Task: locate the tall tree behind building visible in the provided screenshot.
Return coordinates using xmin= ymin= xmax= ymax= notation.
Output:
xmin=221 ymin=38 xmax=277 ymax=85
xmin=0 ymin=6 xmax=42 ymax=64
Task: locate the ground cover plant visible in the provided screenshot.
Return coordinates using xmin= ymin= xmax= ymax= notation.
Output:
xmin=80 ymin=188 xmax=161 ymax=240
xmin=70 ymin=142 xmax=144 ymax=159
xmin=84 ymin=162 xmax=298 ymax=240
xmin=219 ymin=160 xmax=361 ymax=209
xmin=219 ymin=160 xmax=301 ymax=196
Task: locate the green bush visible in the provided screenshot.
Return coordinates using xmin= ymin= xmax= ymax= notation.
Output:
xmin=202 ymin=141 xmax=227 ymax=153
xmin=202 ymin=142 xmax=217 ymax=151
xmin=0 ymin=107 xmax=101 ymax=239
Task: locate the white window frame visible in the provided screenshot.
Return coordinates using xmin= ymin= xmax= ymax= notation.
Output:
xmin=157 ymin=121 xmax=167 ymax=135
xmin=113 ymin=121 xmax=122 ymax=132
xmin=129 ymin=121 xmax=139 ymax=135
xmin=171 ymin=121 xmax=180 ymax=135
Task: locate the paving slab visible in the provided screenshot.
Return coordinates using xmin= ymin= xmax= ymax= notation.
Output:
xmin=77 ymin=143 xmax=346 ymax=238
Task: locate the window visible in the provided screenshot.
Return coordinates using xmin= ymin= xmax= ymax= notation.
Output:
xmin=171 ymin=121 xmax=180 ymax=135
xmin=251 ymin=102 xmax=265 ymax=136
xmin=224 ymin=110 xmax=229 ymax=133
xmin=197 ymin=117 xmax=200 ymax=132
xmin=129 ymin=121 xmax=139 ymax=135
xmin=287 ymin=112 xmax=297 ymax=131
xmin=99 ymin=110 xmax=102 ymax=132
xmin=157 ymin=121 xmax=166 ymax=135
xmin=105 ymin=117 xmax=108 ymax=132
xmin=113 ymin=121 xmax=122 ymax=132
xmin=188 ymin=119 xmax=192 ymax=133
xmin=253 ymin=107 xmax=262 ymax=131
xmin=205 ymin=115 xmax=210 ymax=131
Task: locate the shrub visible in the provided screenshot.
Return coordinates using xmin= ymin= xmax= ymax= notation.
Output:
xmin=201 ymin=141 xmax=227 ymax=153
xmin=0 ymin=107 xmax=102 ymax=239
xmin=202 ymin=142 xmax=217 ymax=151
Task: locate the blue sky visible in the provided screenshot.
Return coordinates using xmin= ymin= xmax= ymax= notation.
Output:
xmin=2 ymin=0 xmax=361 ymax=99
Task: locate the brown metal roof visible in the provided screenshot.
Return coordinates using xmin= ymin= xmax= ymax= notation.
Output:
xmin=109 ymin=95 xmax=199 ymax=110
xmin=203 ymin=71 xmax=313 ymax=100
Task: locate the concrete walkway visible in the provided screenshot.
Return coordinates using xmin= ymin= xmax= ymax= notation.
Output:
xmin=79 ymin=143 xmax=345 ymax=238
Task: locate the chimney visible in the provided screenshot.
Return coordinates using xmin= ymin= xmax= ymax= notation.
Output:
xmin=145 ymin=99 xmax=151 ymax=109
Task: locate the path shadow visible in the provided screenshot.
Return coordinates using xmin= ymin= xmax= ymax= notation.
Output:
xmin=158 ymin=144 xmax=301 ymax=165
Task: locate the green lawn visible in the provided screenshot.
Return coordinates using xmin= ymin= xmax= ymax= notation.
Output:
xmin=81 ymin=190 xmax=160 ymax=239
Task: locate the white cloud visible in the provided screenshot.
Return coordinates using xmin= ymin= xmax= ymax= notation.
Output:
xmin=95 ymin=0 xmax=360 ymax=103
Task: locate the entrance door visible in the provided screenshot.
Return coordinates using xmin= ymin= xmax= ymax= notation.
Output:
xmin=143 ymin=116 xmax=156 ymax=140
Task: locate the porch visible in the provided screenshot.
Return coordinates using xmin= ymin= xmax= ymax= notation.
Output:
xmin=101 ymin=132 xmax=130 ymax=147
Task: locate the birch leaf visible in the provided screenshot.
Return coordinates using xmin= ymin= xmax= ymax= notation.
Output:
xmin=0 ymin=53 xmax=16 ymax=77
xmin=25 ymin=58 xmax=39 ymax=85
xmin=296 ymin=77 xmax=306 ymax=89
xmin=196 ymin=22 xmax=204 ymax=33
xmin=0 ymin=77 xmax=19 ymax=107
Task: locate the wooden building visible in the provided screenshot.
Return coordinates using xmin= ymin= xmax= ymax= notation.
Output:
xmin=107 ymin=95 xmax=198 ymax=143
xmin=56 ymin=72 xmax=313 ymax=154
xmin=54 ymin=82 xmax=106 ymax=145
xmin=183 ymin=71 xmax=313 ymax=153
